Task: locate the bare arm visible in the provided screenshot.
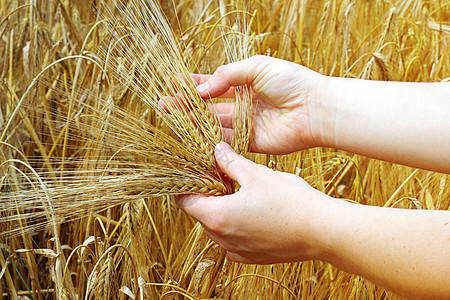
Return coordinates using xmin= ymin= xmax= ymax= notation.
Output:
xmin=316 ymin=77 xmax=450 ymax=173
xmin=315 ymin=197 xmax=450 ymax=299
xmin=179 ymin=56 xmax=450 ymax=299
xmin=312 ymin=78 xmax=450 ymax=295
xmin=178 ymin=143 xmax=450 ymax=299
xmin=195 ymin=55 xmax=450 ymax=172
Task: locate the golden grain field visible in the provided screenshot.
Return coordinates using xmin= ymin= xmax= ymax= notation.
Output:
xmin=0 ymin=0 xmax=449 ymax=299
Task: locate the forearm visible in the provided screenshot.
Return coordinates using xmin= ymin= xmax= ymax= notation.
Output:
xmin=316 ymin=77 xmax=450 ymax=173
xmin=313 ymin=198 xmax=450 ymax=299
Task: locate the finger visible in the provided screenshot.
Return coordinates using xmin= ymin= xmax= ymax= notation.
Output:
xmin=223 ymin=128 xmax=233 ymax=144
xmin=192 ymin=74 xmax=237 ymax=98
xmin=191 ymin=73 xmax=211 ymax=85
xmin=214 ymin=142 xmax=256 ymax=184
xmin=171 ymin=73 xmax=191 ymax=90
xmin=210 ymin=103 xmax=235 ymax=130
xmin=159 ymin=89 xmax=193 ymax=111
xmin=208 ymin=103 xmax=235 ymax=123
xmin=192 ymin=73 xmax=236 ymax=98
xmin=226 ymin=252 xmax=254 ymax=264
xmin=162 ymin=90 xmax=235 ymax=116
xmin=196 ymin=56 xmax=270 ymax=99
xmin=161 ymin=90 xmax=212 ymax=117
xmin=204 ymin=228 xmax=220 ymax=242
xmin=228 ymin=250 xmax=283 ymax=265
xmin=204 ymin=230 xmax=239 ymax=256
xmin=158 ymin=98 xmax=170 ymax=113
xmin=158 ymin=95 xmax=184 ymax=113
xmin=177 ymin=194 xmax=221 ymax=223
xmin=218 ymin=114 xmax=233 ymax=129
xmin=211 ymin=102 xmax=235 ymax=115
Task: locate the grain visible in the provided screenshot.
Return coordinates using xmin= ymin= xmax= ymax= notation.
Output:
xmin=0 ymin=0 xmax=448 ymax=299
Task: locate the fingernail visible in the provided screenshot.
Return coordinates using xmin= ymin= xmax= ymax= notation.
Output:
xmin=215 ymin=142 xmax=231 ymax=154
xmin=197 ymin=82 xmax=209 ymax=93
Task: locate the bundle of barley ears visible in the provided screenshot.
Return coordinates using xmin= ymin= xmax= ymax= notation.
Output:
xmin=0 ymin=0 xmax=254 ymax=238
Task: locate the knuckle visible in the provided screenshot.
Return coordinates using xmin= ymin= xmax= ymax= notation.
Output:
xmin=227 ymin=251 xmax=242 ymax=263
xmin=250 ymin=54 xmax=269 ymax=65
xmin=214 ymin=65 xmax=229 ymax=78
xmin=251 ymin=54 xmax=265 ymax=61
xmin=227 ymin=252 xmax=250 ymax=264
xmin=220 ymin=242 xmax=238 ymax=253
xmin=227 ymin=253 xmax=240 ymax=262
xmin=207 ymin=212 xmax=229 ymax=236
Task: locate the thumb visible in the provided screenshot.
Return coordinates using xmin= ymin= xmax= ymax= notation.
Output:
xmin=214 ymin=142 xmax=256 ymax=185
xmin=196 ymin=56 xmax=267 ymax=98
xmin=176 ymin=194 xmax=217 ymax=222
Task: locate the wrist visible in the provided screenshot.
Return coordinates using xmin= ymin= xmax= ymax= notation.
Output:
xmin=305 ymin=195 xmax=348 ymax=262
xmin=292 ymin=187 xmax=344 ymax=261
xmin=307 ymin=74 xmax=340 ymax=149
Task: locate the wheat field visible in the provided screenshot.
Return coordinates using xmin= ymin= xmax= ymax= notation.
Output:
xmin=0 ymin=0 xmax=449 ymax=299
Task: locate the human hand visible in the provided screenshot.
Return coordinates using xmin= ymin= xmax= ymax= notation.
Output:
xmin=193 ymin=55 xmax=326 ymax=155
xmin=177 ymin=142 xmax=332 ymax=264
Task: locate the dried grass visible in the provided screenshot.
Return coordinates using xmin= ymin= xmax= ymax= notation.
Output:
xmin=0 ymin=0 xmax=449 ymax=299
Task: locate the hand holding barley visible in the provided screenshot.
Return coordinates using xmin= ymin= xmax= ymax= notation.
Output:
xmin=177 ymin=142 xmax=329 ymax=264
xmin=194 ymin=55 xmax=326 ymax=154
xmin=196 ymin=55 xmax=450 ymax=173
xmin=178 ymin=142 xmax=450 ymax=299
xmin=181 ymin=55 xmax=450 ymax=299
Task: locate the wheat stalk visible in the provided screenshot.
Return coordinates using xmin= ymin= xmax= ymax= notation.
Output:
xmin=0 ymin=0 xmax=253 ymax=238
xmin=1 ymin=0 xmax=448 ymax=299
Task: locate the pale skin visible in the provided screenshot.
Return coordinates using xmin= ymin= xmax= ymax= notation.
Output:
xmin=177 ymin=55 xmax=450 ymax=299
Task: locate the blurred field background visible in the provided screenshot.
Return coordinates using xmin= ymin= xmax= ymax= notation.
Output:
xmin=0 ymin=0 xmax=449 ymax=299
